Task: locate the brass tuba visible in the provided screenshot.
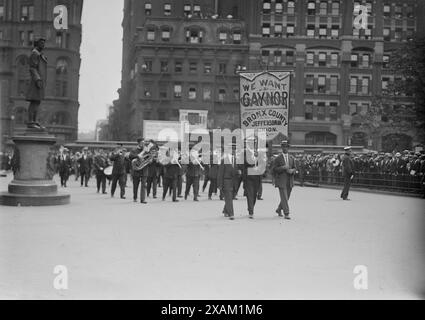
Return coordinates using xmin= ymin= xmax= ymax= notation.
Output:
xmin=131 ymin=143 xmax=157 ymax=171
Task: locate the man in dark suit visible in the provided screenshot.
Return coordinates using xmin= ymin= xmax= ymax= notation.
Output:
xmin=271 ymin=140 xmax=297 ymax=219
xmin=57 ymin=148 xmax=71 ymax=188
xmin=109 ymin=147 xmax=127 ymax=199
xmin=77 ymin=147 xmax=92 ymax=187
xmin=129 ymin=138 xmax=151 ymax=204
xmin=340 ymin=146 xmax=354 ymax=200
xmin=146 ymin=149 xmax=159 ymax=199
xmin=93 ymin=149 xmax=108 ymax=194
xmin=218 ymin=152 xmax=238 ymax=220
xmin=185 ymin=153 xmax=202 ymax=201
xmin=162 ymin=150 xmax=180 ymax=202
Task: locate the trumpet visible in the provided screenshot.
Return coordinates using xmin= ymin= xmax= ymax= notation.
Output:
xmin=131 ymin=143 xmax=156 ymax=171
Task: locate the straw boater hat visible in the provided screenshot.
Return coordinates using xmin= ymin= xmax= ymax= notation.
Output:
xmin=281 ymin=140 xmax=290 ymax=146
xmin=344 ymin=146 xmax=351 ymax=151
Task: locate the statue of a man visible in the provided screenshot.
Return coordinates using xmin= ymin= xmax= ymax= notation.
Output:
xmin=26 ymin=37 xmax=47 ymax=130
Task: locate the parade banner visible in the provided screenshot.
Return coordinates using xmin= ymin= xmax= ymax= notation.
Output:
xmin=239 ymin=71 xmax=291 ymax=140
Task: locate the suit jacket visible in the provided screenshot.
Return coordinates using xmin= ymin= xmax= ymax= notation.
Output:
xmin=341 ymin=154 xmax=354 ymax=176
xmin=271 ymin=153 xmax=296 ymax=189
xmin=93 ymin=155 xmax=108 ymax=175
xmin=164 ymin=163 xmax=180 ymax=179
xmin=186 ymin=162 xmax=201 ymax=177
xmin=217 ymin=163 xmax=238 ymax=190
xmin=109 ymin=153 xmax=126 ymax=175
xmin=208 ymin=164 xmax=219 ymax=179
xmin=77 ymin=154 xmax=92 ymax=174
xmin=57 ymin=155 xmax=71 ymax=174
xmin=129 ymin=147 xmax=149 ymax=177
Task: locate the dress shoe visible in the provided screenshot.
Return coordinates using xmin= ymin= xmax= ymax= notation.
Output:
xmin=249 ymin=214 xmax=254 ymax=219
xmin=229 ymin=216 xmax=235 ymax=220
xmin=173 ymin=199 xmax=179 ymax=202
xmin=276 ymin=209 xmax=283 ymax=216
xmin=102 ymin=192 xmax=107 ymax=194
xmin=194 ymin=198 xmax=199 ymax=202
xmin=233 ymin=197 xmax=238 ymax=200
xmin=133 ymin=199 xmax=137 ymax=203
xmin=208 ymin=197 xmax=212 ymax=200
xmin=153 ymin=196 xmax=157 ymax=199
xmin=284 ymin=215 xmax=291 ymax=220
xmin=121 ymin=196 xmax=126 ymax=199
xmin=141 ymin=201 xmax=147 ymax=204
xmin=257 ymin=197 xmax=263 ymax=200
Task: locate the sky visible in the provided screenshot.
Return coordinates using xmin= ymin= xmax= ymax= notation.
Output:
xmin=78 ymin=0 xmax=123 ymax=132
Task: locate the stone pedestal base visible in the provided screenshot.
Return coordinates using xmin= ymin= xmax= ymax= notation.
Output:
xmin=0 ymin=129 xmax=70 ymax=207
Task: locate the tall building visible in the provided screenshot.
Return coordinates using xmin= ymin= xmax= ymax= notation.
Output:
xmin=118 ymin=0 xmax=424 ymax=150
xmin=0 ymin=0 xmax=83 ymax=148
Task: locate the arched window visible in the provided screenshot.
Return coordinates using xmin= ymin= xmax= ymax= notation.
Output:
xmin=161 ymin=26 xmax=171 ymax=41
xmin=305 ymin=132 xmax=337 ymax=145
xmin=16 ymin=55 xmax=30 ymax=97
xmin=185 ymin=27 xmax=204 ymax=44
xmin=56 ymin=58 xmax=68 ymax=97
xmin=49 ymin=111 xmax=71 ymax=126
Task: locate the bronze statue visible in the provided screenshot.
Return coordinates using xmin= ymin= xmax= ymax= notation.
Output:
xmin=26 ymin=37 xmax=47 ymax=130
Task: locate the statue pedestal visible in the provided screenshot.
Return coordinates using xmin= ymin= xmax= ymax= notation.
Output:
xmin=0 ymin=129 xmax=70 ymax=206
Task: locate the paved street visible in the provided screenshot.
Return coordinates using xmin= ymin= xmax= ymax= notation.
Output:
xmin=0 ymin=174 xmax=424 ymax=300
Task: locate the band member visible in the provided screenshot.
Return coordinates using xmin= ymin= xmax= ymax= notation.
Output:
xmin=218 ymin=152 xmax=238 ymax=220
xmin=93 ymin=149 xmax=108 ymax=194
xmin=185 ymin=152 xmax=202 ymax=201
xmin=177 ymin=155 xmax=184 ymax=198
xmin=271 ymin=140 xmax=297 ymax=219
xmin=109 ymin=147 xmax=127 ymax=199
xmin=340 ymin=146 xmax=354 ymax=200
xmin=77 ymin=147 xmax=92 ymax=187
xmin=233 ymin=159 xmax=243 ymax=200
xmin=207 ymin=162 xmax=219 ymax=200
xmin=57 ymin=148 xmax=71 ymax=187
xmin=243 ymin=146 xmax=262 ymax=219
xmin=257 ymin=176 xmax=264 ymax=200
xmin=129 ymin=138 xmax=151 ymax=204
xmin=162 ymin=149 xmax=180 ymax=202
xmin=146 ymin=142 xmax=159 ymax=199
xmin=73 ymin=151 xmax=80 ymax=181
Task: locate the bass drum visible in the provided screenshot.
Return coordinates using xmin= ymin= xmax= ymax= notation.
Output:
xmin=103 ymin=166 xmax=113 ymax=177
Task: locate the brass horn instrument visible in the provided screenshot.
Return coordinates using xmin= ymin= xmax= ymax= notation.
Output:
xmin=131 ymin=144 xmax=157 ymax=171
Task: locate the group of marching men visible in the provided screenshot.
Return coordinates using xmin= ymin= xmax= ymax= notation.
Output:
xmin=53 ymin=138 xmax=298 ymax=220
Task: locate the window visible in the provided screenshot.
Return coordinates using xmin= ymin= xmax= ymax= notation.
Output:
xmin=330 ymin=76 xmax=338 ymax=93
xmin=145 ymin=2 xmax=152 ymax=15
xmin=305 ymin=102 xmax=313 ymax=120
xmin=305 ymin=75 xmax=314 ymax=93
xmin=0 ymin=30 xmax=3 ymax=40
xmin=203 ymin=87 xmax=211 ymax=100
xmin=287 ymin=1 xmax=295 ymax=14
xmin=406 ymin=5 xmax=414 ymax=18
xmin=262 ymin=23 xmax=270 ymax=37
xmin=406 ymin=28 xmax=415 ymax=41
xmin=286 ymin=24 xmax=294 ymax=37
xmin=307 ymin=25 xmax=315 ymax=37
xmin=174 ymin=83 xmax=182 ymax=98
xmin=361 ymin=77 xmax=369 ymax=94
xmin=189 ymin=62 xmax=197 ymax=73
xmin=188 ymin=87 xmax=197 ymax=100
xmin=350 ymin=77 xmax=358 ymax=93
xmin=331 ymin=1 xmax=340 ymax=15
xmin=56 ymin=32 xmax=63 ymax=47
xmin=19 ymin=31 xmax=25 ymax=46
xmin=56 ymin=59 xmax=68 ymax=97
xmin=158 ymin=110 xmax=166 ymax=120
xmin=319 ymin=1 xmax=327 ymax=15
xmin=306 ymin=52 xmax=314 ymax=65
xmin=353 ymin=27 xmax=360 ymax=39
xmin=147 ymin=28 xmax=155 ymax=41
xmin=21 ymin=5 xmax=34 ymax=21
xmin=383 ymin=4 xmax=390 ymax=16
xmin=218 ymin=88 xmax=226 ymax=102
xmin=394 ymin=5 xmax=402 ymax=18
xmin=233 ymin=88 xmax=239 ymax=100
xmin=329 ymin=102 xmax=338 ymax=120
xmin=184 ymin=4 xmax=191 ymax=16
xmin=164 ymin=3 xmax=171 ymax=16
xmin=161 ymin=28 xmax=170 ymax=41
xmin=159 ymin=86 xmax=167 ymax=99
xmin=27 ymin=31 xmax=34 ymax=46
xmin=351 ymin=54 xmax=358 ymax=67
xmin=261 ymin=50 xmax=270 ymax=65
xmin=360 ymin=103 xmax=369 ymax=115
xmin=144 ymin=86 xmax=151 ymax=98
xmin=204 ymin=62 xmax=212 ymax=74
xmin=361 ymin=54 xmax=370 ymax=68
xmin=330 ymin=53 xmax=338 ymax=67
xmin=275 ymin=0 xmax=283 ymax=14
xmin=383 ymin=28 xmax=390 ymax=41
xmin=263 ymin=1 xmax=271 ymax=14
xmin=233 ymin=30 xmax=241 ymax=44
xmin=364 ymin=27 xmax=372 ymax=39
xmin=160 ymin=61 xmax=168 ymax=73
xmin=349 ymin=103 xmax=358 ymax=115
xmin=186 ymin=29 xmax=203 ymax=43
xmin=318 ymin=75 xmax=326 ymax=93
xmin=317 ymin=102 xmax=326 ymax=120
xmin=174 ymin=61 xmax=182 ymax=73
xmin=0 ymin=5 xmax=4 ymax=21
xmin=219 ymin=30 xmax=227 ymax=43
xmin=143 ymin=60 xmax=152 ymax=72
xmin=319 ymin=25 xmax=327 ymax=38
xmin=274 ymin=51 xmax=282 ymax=65
xmin=394 ymin=28 xmax=402 ymax=41
xmin=331 ymin=25 xmax=339 ymax=38
xmin=318 ymin=52 xmax=327 ymax=66
xmin=219 ymin=63 xmax=226 ymax=74
xmin=307 ymin=1 xmax=316 ymax=15
xmin=383 ymin=54 xmax=389 ymax=68
xmin=274 ymin=24 xmax=283 ymax=37
xmin=193 ymin=4 xmax=201 ymax=15
xmin=286 ymin=51 xmax=294 ymax=66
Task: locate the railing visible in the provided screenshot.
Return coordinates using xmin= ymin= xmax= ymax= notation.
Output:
xmin=294 ymin=170 xmax=424 ymax=195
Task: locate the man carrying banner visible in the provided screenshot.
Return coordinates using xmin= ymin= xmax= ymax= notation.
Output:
xmin=271 ymin=140 xmax=297 ymax=219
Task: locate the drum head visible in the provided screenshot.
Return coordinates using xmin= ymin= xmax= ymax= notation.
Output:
xmin=104 ymin=166 xmax=113 ymax=176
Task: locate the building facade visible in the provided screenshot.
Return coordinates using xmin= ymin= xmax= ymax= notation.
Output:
xmin=118 ymin=0 xmax=424 ymax=150
xmin=0 ymin=0 xmax=83 ymax=148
